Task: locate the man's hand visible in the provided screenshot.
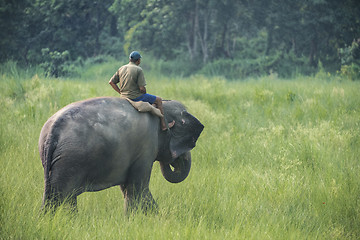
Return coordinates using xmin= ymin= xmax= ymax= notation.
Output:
xmin=109 ymin=81 xmax=121 ymax=95
xmin=139 ymin=86 xmax=147 ymax=94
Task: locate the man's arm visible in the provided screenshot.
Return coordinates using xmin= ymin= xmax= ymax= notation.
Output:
xmin=109 ymin=80 xmax=121 ymax=95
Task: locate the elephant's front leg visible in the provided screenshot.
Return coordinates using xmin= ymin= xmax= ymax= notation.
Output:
xmin=120 ymin=162 xmax=157 ymax=214
xmin=120 ymin=184 xmax=157 ymax=214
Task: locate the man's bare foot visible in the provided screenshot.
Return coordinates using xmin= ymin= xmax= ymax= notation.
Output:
xmin=162 ymin=120 xmax=175 ymax=131
xmin=168 ymin=120 xmax=175 ymax=129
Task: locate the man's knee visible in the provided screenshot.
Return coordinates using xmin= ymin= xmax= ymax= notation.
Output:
xmin=155 ymin=97 xmax=162 ymax=105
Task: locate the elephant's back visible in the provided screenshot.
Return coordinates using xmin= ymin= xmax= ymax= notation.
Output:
xmin=42 ymin=97 xmax=134 ymax=128
xmin=64 ymin=97 xmax=134 ymax=116
xmin=39 ymin=98 xmax=135 ymax=166
xmin=40 ymin=97 xmax=144 ymax=147
xmin=39 ymin=97 xmax=159 ymax=182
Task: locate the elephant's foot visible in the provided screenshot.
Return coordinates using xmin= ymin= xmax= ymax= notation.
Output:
xmin=42 ymin=193 xmax=78 ymax=214
xmin=124 ymin=197 xmax=158 ymax=215
xmin=121 ymin=185 xmax=158 ymax=214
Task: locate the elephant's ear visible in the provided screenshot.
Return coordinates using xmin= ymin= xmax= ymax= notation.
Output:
xmin=169 ymin=111 xmax=204 ymax=159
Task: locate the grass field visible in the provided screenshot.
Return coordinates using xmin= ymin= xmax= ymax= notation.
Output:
xmin=1 ymin=61 xmax=360 ymax=239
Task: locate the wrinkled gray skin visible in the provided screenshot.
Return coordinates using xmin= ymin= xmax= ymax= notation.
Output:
xmin=39 ymin=97 xmax=204 ymax=213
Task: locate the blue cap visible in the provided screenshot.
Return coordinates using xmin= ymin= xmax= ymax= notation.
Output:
xmin=129 ymin=51 xmax=142 ymax=60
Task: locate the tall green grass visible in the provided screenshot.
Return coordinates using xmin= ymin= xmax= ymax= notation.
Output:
xmin=1 ymin=61 xmax=359 ymax=239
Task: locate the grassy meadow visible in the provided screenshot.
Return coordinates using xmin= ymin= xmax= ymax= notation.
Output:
xmin=1 ymin=61 xmax=360 ymax=239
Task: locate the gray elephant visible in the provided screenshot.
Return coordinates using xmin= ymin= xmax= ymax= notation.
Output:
xmin=39 ymin=97 xmax=204 ymax=213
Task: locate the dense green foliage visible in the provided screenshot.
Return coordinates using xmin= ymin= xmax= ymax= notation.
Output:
xmin=338 ymin=39 xmax=360 ymax=80
xmin=1 ymin=0 xmax=360 ymax=78
xmin=1 ymin=61 xmax=360 ymax=239
xmin=40 ymin=48 xmax=70 ymax=77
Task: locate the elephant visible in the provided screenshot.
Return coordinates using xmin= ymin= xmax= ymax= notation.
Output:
xmin=39 ymin=97 xmax=204 ymax=213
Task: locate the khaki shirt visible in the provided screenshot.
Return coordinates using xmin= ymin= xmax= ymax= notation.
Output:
xmin=110 ymin=62 xmax=146 ymax=99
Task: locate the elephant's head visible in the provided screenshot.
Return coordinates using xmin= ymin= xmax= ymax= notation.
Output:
xmin=157 ymin=100 xmax=204 ymax=183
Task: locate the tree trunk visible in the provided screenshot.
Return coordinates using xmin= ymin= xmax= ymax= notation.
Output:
xmin=309 ymin=30 xmax=318 ymax=67
xmin=266 ymin=25 xmax=273 ymax=56
xmin=197 ymin=10 xmax=209 ymax=63
xmin=186 ymin=1 xmax=199 ymax=61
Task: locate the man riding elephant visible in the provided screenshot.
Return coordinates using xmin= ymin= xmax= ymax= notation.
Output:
xmin=109 ymin=51 xmax=175 ymax=131
xmin=39 ymin=97 xmax=204 ymax=213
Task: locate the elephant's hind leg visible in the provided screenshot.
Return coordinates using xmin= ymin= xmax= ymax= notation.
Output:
xmin=42 ymin=187 xmax=78 ymax=213
xmin=41 ymin=187 xmax=63 ymax=213
xmin=42 ymin=165 xmax=82 ymax=213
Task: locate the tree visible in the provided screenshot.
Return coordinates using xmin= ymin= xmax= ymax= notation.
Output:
xmin=0 ymin=0 xmax=118 ymax=64
xmin=0 ymin=0 xmax=31 ymax=63
xmin=38 ymin=0 xmax=115 ymax=57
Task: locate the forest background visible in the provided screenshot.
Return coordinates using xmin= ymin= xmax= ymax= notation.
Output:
xmin=1 ymin=0 xmax=360 ymax=80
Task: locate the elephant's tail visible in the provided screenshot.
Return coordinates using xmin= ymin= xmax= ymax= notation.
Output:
xmin=41 ymin=135 xmax=56 ymax=209
xmin=40 ymin=120 xmax=62 ymax=210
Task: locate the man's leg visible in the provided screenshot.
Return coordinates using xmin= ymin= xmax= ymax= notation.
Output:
xmin=154 ymin=97 xmax=175 ymax=131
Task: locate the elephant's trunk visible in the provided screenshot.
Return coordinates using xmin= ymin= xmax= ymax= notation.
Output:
xmin=160 ymin=152 xmax=191 ymax=183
